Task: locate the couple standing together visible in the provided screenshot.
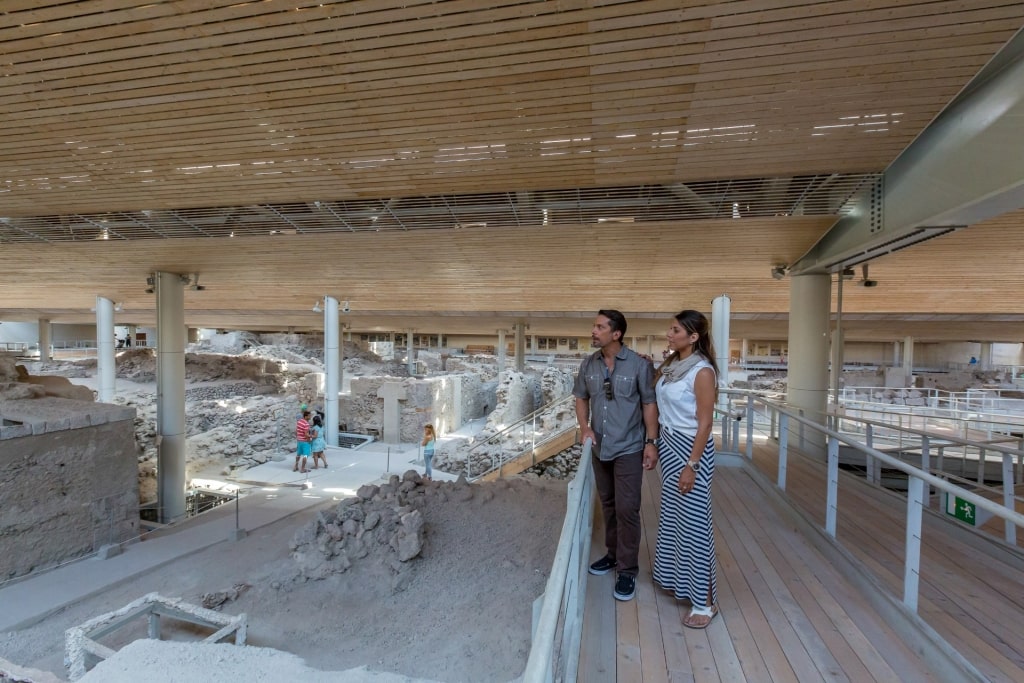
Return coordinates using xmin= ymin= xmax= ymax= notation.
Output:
xmin=574 ymin=309 xmax=719 ymax=629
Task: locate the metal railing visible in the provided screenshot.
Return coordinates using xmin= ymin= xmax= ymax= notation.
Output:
xmin=466 ymin=394 xmax=576 ymax=480
xmin=717 ymin=390 xmax=1024 ymax=613
xmin=522 ymin=439 xmax=594 ymax=683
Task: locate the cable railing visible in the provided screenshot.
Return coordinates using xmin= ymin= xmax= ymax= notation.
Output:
xmin=464 ymin=394 xmax=577 ymax=480
xmin=719 ymin=390 xmax=1024 ymax=581
xmin=525 ymin=389 xmax=1024 ymax=681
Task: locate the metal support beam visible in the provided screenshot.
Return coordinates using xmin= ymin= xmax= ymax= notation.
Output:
xmin=792 ymin=32 xmax=1024 ymax=274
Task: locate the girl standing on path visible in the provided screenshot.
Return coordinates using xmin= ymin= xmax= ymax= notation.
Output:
xmin=421 ymin=424 xmax=436 ymax=480
xmin=310 ymin=414 xmax=327 ymax=469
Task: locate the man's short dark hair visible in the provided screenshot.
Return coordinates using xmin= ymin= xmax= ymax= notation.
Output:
xmin=597 ymin=309 xmax=627 ymax=341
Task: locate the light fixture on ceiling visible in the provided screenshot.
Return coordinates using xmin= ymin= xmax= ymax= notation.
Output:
xmin=771 ymin=265 xmax=788 ymax=280
xmin=312 ymin=300 xmax=323 ymax=313
xmin=145 ymin=275 xmax=154 ymax=294
xmin=114 ymin=302 xmax=123 ymax=312
xmin=841 ymin=267 xmax=856 ymax=280
xmin=861 ymin=264 xmax=878 ymax=287
xmin=341 ymin=300 xmax=350 ymax=314
xmin=188 ymin=273 xmax=205 ymax=291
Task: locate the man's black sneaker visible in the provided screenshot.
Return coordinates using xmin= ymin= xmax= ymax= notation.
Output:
xmin=588 ymin=555 xmax=616 ymax=576
xmin=613 ymin=573 xmax=636 ymax=601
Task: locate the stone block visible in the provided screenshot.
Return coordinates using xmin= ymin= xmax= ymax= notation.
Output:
xmin=69 ymin=412 xmax=92 ymax=429
xmin=0 ymin=424 xmax=31 ymax=440
xmin=96 ymin=543 xmax=122 ymax=560
xmin=44 ymin=417 xmax=72 ymax=433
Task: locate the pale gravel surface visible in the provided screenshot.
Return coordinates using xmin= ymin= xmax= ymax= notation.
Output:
xmin=0 ymin=475 xmax=566 ymax=682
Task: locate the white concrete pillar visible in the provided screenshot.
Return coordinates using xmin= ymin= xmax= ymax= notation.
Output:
xmin=514 ymin=322 xmax=526 ymax=372
xmin=787 ymin=274 xmax=831 ymax=455
xmin=893 ymin=340 xmax=900 ymax=367
xmin=830 ymin=274 xmax=846 ymax=414
xmin=324 ymin=296 xmax=340 ymax=447
xmin=646 ymin=335 xmax=654 ymax=357
xmin=740 ymin=338 xmax=748 ymax=365
xmin=339 ymin=324 xmax=347 ymax=393
xmin=530 ymin=334 xmax=538 ymax=353
xmin=497 ymin=329 xmax=507 ymax=373
xmin=830 ymin=328 xmax=844 ymax=413
xmin=903 ymin=336 xmax=914 ymax=374
xmin=406 ymin=329 xmax=415 ymax=375
xmin=95 ymin=297 xmax=116 ymax=403
xmin=712 ymin=295 xmax=731 ymax=411
xmin=155 ymin=272 xmax=187 ymax=523
xmin=980 ymin=342 xmax=993 ymax=370
xmin=37 ymin=318 xmax=51 ymax=362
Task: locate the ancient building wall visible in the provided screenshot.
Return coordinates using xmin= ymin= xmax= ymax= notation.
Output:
xmin=342 ymin=373 xmax=491 ymax=441
xmin=0 ymin=398 xmax=138 ymax=581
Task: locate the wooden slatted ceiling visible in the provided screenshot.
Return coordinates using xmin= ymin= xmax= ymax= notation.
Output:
xmin=0 ymin=1 xmax=1020 ymax=214
xmin=0 ymin=210 xmax=1022 ymax=342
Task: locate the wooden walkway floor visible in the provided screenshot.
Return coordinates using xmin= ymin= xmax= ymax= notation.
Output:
xmin=577 ymin=443 xmax=1024 ymax=682
xmin=746 ymin=444 xmax=1024 ymax=683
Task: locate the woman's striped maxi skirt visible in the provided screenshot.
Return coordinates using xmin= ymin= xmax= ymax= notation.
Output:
xmin=652 ymin=428 xmax=718 ymax=605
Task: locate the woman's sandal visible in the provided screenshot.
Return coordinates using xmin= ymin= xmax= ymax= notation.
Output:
xmin=683 ymin=603 xmax=718 ymax=629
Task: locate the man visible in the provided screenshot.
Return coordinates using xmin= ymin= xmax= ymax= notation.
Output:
xmin=574 ymin=309 xmax=658 ymax=601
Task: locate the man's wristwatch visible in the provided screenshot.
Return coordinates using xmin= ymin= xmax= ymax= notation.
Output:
xmin=685 ymin=460 xmax=701 ymax=472
xmin=644 ymin=438 xmax=657 ymax=446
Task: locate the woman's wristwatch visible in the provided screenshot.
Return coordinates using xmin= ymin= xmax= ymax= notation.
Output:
xmin=644 ymin=437 xmax=657 ymax=446
xmin=685 ymin=459 xmax=701 ymax=472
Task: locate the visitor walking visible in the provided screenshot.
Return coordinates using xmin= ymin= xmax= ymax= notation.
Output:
xmin=310 ymin=414 xmax=327 ymax=469
xmin=294 ymin=410 xmax=312 ymax=473
xmin=421 ymin=424 xmax=436 ymax=480
xmin=652 ymin=309 xmax=720 ymax=628
xmin=574 ymin=309 xmax=659 ymax=601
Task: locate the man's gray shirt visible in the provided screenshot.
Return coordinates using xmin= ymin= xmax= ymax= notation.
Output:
xmin=573 ymin=345 xmax=656 ymax=461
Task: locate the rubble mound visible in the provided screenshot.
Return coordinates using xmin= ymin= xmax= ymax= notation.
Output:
xmin=288 ymin=471 xmax=441 ymax=593
xmin=112 ymin=348 xmax=290 ymax=386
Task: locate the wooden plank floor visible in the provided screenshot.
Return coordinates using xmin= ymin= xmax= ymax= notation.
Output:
xmin=746 ymin=443 xmax=1024 ymax=683
xmin=577 ymin=461 xmax=943 ymax=682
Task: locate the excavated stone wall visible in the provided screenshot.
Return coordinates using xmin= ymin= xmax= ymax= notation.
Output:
xmin=342 ymin=372 xmax=491 ymax=441
xmin=0 ymin=398 xmax=138 ymax=581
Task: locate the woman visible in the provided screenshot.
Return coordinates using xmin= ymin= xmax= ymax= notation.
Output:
xmin=421 ymin=424 xmax=436 ymax=480
xmin=652 ymin=309 xmax=719 ymax=629
xmin=310 ymin=414 xmax=327 ymax=469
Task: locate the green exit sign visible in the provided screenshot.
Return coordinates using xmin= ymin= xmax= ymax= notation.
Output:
xmin=945 ymin=493 xmax=976 ymax=526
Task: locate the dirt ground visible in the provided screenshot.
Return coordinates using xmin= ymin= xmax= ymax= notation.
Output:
xmin=2 ymin=340 xmax=572 ymax=681
xmin=0 ymin=475 xmax=566 ymax=682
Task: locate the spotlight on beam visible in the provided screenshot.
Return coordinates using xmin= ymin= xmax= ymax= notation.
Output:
xmin=312 ymin=301 xmax=323 ymax=313
xmin=771 ymin=265 xmax=787 ymax=280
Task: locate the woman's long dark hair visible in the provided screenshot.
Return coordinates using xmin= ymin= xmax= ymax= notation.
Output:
xmin=654 ymin=309 xmax=719 ymax=384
